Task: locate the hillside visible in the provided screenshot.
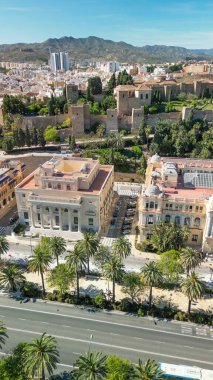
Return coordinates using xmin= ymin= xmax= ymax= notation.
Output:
xmin=0 ymin=36 xmax=212 ymax=64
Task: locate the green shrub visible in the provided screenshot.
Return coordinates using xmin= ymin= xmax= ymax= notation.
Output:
xmin=174 ymin=311 xmax=188 ymax=321
xmin=93 ymin=293 xmax=107 ymax=309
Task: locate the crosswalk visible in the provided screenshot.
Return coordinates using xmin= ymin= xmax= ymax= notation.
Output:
xmin=181 ymin=324 xmax=213 ymax=338
xmin=101 ymin=237 xmax=116 ymax=247
xmin=181 ymin=325 xmax=193 ymax=335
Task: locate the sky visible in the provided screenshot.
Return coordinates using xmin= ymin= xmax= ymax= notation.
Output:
xmin=0 ymin=0 xmax=212 ymax=49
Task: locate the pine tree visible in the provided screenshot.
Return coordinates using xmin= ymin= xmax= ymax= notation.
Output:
xmin=107 ymin=74 xmax=116 ymax=95
xmin=69 ymin=135 xmax=76 ymax=151
xmin=37 ymin=128 xmax=46 ymax=148
xmin=31 ymin=127 xmax=38 ymax=146
xmin=18 ymin=128 xmax=26 ymax=147
xmin=25 ymin=126 xmax=31 ymax=147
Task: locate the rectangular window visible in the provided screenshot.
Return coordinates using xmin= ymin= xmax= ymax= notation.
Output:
xmin=37 ymin=213 xmax=41 ymax=222
xmin=192 ymin=235 xmax=198 ymax=242
xmin=169 ymin=204 xmax=173 ymax=208
xmin=200 ymin=207 xmax=203 ymax=211
xmin=189 ymin=205 xmax=193 ymax=211
xmin=146 ymin=93 xmax=149 ymax=99
xmin=147 ymin=215 xmax=153 ymax=224
xmin=165 ymin=203 xmax=169 ymax=209
xmin=89 ymin=218 xmax=94 ymax=226
xmin=146 ymin=233 xmax=152 ymax=240
xmin=196 ymin=206 xmax=199 ymax=212
xmin=74 ymin=217 xmax=78 ymax=225
xmin=24 ymin=212 xmax=29 ymax=220
xmin=55 ymin=215 xmax=59 ymax=226
xmin=140 ymin=94 xmax=143 ymax=99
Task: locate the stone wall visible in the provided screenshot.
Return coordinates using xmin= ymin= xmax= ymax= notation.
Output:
xmin=146 ymin=111 xmax=181 ymax=127
xmin=106 ymin=109 xmax=118 ymax=133
xmin=182 ymin=106 xmax=213 ymax=122
xmin=90 ymin=114 xmax=107 ymax=127
xmin=17 ymin=114 xmax=67 ymax=130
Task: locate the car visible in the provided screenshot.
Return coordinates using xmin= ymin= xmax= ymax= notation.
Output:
xmin=110 ymin=218 xmax=116 ymax=226
xmin=124 ymin=217 xmax=133 ymax=222
xmin=123 ymin=220 xmax=132 ymax=226
xmin=122 ymin=225 xmax=131 ymax=230
xmin=121 ymin=230 xmax=131 ymax=235
xmin=126 ymin=211 xmax=135 ymax=216
xmin=127 ymin=202 xmax=137 ymax=208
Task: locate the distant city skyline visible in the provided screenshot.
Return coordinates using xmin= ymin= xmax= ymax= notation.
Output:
xmin=0 ymin=0 xmax=212 ymax=49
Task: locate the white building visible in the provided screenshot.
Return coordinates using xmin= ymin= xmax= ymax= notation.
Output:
xmin=15 ymin=156 xmax=114 ymax=241
xmin=50 ymin=52 xmax=69 ymax=72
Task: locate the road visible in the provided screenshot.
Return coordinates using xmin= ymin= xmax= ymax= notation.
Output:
xmin=6 ymin=241 xmax=213 ymax=282
xmin=0 ymin=297 xmax=213 ymax=375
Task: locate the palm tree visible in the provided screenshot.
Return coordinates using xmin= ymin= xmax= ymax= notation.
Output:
xmin=49 ymin=236 xmax=67 ymax=266
xmin=134 ymin=359 xmax=165 ymax=380
xmin=0 ymin=321 xmax=8 ymax=349
xmin=0 ymin=236 xmax=9 ymax=260
xmin=180 ymin=272 xmax=205 ymax=316
xmin=74 ymin=351 xmax=107 ymax=380
xmin=180 ymin=247 xmax=203 ymax=276
xmin=66 ymin=243 xmax=87 ymax=299
xmin=141 ymin=262 xmax=163 ymax=309
xmin=23 ymin=333 xmax=59 ymax=380
xmin=112 ymin=236 xmax=132 ymax=260
xmin=28 ymin=243 xmax=52 ymax=296
xmin=0 ymin=263 xmax=25 ymax=292
xmin=78 ymin=232 xmax=99 ymax=274
xmin=102 ymin=256 xmax=124 ymax=302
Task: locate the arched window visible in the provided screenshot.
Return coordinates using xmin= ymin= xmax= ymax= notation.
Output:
xmin=64 ymin=208 xmax=68 ymax=213
xmin=194 ymin=217 xmax=200 ymax=227
xmin=184 ymin=217 xmax=190 ymax=227
xmin=55 ymin=208 xmax=59 ymax=212
xmin=165 ymin=215 xmax=171 ymax=223
xmin=45 ymin=207 xmax=49 ymax=212
xmin=48 ymin=183 xmax=52 ymax=188
xmin=175 ymin=216 xmax=180 ymax=225
xmin=67 ymin=185 xmax=71 ymax=190
xmin=57 ymin=184 xmax=61 ymax=190
xmin=150 ymin=201 xmax=154 ymax=209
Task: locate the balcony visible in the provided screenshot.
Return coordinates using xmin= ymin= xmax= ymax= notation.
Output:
xmin=28 ymin=195 xmax=81 ymax=207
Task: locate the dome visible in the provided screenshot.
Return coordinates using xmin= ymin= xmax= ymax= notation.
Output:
xmin=145 ymin=184 xmax=162 ymax=197
xmin=151 ymin=170 xmax=161 ymax=178
xmin=150 ymin=153 xmax=161 ymax=164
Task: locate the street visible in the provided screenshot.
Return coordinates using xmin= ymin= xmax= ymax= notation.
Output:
xmin=6 ymin=241 xmax=213 ymax=282
xmin=0 ymin=297 xmax=213 ymax=374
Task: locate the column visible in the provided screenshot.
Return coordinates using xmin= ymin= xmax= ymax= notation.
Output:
xmin=68 ymin=209 xmax=72 ymax=231
xmin=78 ymin=211 xmax=81 ymax=232
xmin=50 ymin=208 xmax=53 ymax=229
xmin=59 ymin=208 xmax=63 ymax=230
xmin=41 ymin=207 xmax=44 ymax=228
xmin=30 ymin=207 xmax=35 ymax=228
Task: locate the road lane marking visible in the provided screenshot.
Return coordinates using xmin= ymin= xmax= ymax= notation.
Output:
xmin=0 ymin=315 xmax=5 ymax=318
xmin=1 ymin=304 xmax=213 ymax=341
xmin=18 ymin=318 xmax=26 ymax=321
xmin=87 ymin=329 xmax=95 ymax=332
xmin=41 ymin=321 xmax=49 ymax=324
xmin=6 ymin=326 xmax=213 ymax=367
xmin=73 ymin=352 xmax=81 ymax=355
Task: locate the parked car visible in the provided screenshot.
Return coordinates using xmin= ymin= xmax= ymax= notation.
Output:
xmin=122 ymin=224 xmax=132 ymax=230
xmin=121 ymin=230 xmax=131 ymax=235
xmin=124 ymin=217 xmax=133 ymax=222
xmin=127 ymin=202 xmax=137 ymax=208
xmin=123 ymin=220 xmax=132 ymax=226
xmin=126 ymin=211 xmax=135 ymax=216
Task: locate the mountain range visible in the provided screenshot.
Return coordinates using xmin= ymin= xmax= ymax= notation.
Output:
xmin=0 ymin=36 xmax=213 ymax=64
